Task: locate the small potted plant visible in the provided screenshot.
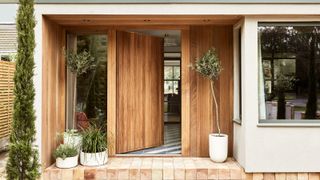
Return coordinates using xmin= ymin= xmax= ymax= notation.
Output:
xmin=191 ymin=48 xmax=227 ymax=163
xmin=63 ymin=129 xmax=82 ymax=152
xmin=54 ymin=144 xmax=79 ymax=169
xmin=80 ymin=125 xmax=108 ymax=166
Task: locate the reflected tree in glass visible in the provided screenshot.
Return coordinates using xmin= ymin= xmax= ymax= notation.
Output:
xmin=274 ymin=73 xmax=295 ymax=119
xmin=65 ymin=49 xmax=96 ymax=129
xmin=293 ymin=26 xmax=319 ymax=119
xmin=77 ymin=35 xmax=107 ymax=130
xmin=259 ymin=24 xmax=320 ymax=120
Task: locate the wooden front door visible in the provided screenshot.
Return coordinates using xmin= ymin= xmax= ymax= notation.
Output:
xmin=116 ymin=31 xmax=164 ymax=153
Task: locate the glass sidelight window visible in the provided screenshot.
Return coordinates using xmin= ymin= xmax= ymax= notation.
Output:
xmin=66 ymin=34 xmax=108 ymax=130
xmin=258 ymin=23 xmax=320 ymax=121
xmin=164 ymin=65 xmax=180 ymax=114
xmin=164 ymin=65 xmax=180 ymax=95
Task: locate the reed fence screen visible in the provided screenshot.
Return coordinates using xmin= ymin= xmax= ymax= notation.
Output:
xmin=0 ymin=61 xmax=15 ymax=139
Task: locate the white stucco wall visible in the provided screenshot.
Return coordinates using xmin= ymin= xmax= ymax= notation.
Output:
xmin=233 ymin=19 xmax=246 ymax=170
xmin=0 ymin=4 xmax=17 ymax=24
xmin=33 ymin=4 xmax=320 ymax=15
xmin=241 ymin=16 xmax=320 ymax=172
xmin=32 ymin=3 xmax=320 ymax=172
xmin=33 ymin=9 xmax=43 ymax=166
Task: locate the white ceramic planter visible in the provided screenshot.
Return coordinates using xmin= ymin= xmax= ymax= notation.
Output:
xmin=56 ymin=155 xmax=79 ymax=169
xmin=209 ymin=133 xmax=228 ymax=163
xmin=80 ymin=150 xmax=108 ymax=166
xmin=64 ymin=131 xmax=82 ymax=151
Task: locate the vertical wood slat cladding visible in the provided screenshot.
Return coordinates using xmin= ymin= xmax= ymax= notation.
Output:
xmin=181 ymin=29 xmax=191 ymax=156
xmin=189 ymin=26 xmax=233 ymax=157
xmin=41 ymin=23 xmax=234 ymax=162
xmin=42 ymin=17 xmax=66 ymax=169
xmin=247 ymin=173 xmax=320 ymax=180
xmin=116 ymin=31 xmax=164 ymax=153
xmin=107 ymin=30 xmax=117 ymax=156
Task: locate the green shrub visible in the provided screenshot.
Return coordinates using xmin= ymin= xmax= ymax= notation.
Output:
xmin=81 ymin=126 xmax=107 ymax=153
xmin=54 ymin=144 xmax=78 ymax=160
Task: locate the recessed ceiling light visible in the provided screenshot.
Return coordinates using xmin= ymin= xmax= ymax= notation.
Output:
xmin=82 ymin=19 xmax=91 ymax=23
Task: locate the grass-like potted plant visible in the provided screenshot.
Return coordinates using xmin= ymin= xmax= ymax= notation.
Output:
xmin=80 ymin=125 xmax=108 ymax=166
xmin=191 ymin=48 xmax=227 ymax=163
xmin=54 ymin=144 xmax=79 ymax=169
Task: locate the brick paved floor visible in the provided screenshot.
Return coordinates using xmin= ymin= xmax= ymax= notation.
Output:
xmin=0 ymin=151 xmax=8 ymax=180
xmin=44 ymin=157 xmax=244 ymax=180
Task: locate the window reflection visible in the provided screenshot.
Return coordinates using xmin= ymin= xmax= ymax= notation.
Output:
xmin=66 ymin=34 xmax=108 ymax=130
xmin=259 ymin=24 xmax=320 ymax=120
xmin=164 ymin=63 xmax=180 ymax=114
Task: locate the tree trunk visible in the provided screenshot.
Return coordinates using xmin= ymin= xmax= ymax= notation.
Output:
xmin=73 ymin=75 xmax=77 ymax=128
xmin=277 ymin=91 xmax=286 ymax=119
xmin=210 ymin=80 xmax=220 ymax=135
xmin=305 ymin=33 xmax=317 ymax=119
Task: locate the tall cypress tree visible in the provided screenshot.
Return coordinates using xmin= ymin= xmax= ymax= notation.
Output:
xmin=6 ymin=0 xmax=40 ymax=179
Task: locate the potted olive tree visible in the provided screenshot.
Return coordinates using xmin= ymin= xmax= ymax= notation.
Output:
xmin=64 ymin=50 xmax=95 ymax=155
xmin=192 ymin=48 xmax=227 ymax=163
xmin=54 ymin=144 xmax=79 ymax=169
xmin=80 ymin=125 xmax=108 ymax=166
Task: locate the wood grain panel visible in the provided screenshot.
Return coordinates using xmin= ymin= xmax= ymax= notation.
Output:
xmin=42 ymin=17 xmax=66 ymax=169
xmin=143 ymin=33 xmax=164 ymax=149
xmin=214 ymin=26 xmax=234 ymax=157
xmin=245 ymin=173 xmax=320 ymax=180
xmin=189 ymin=25 xmax=233 ymax=157
xmin=116 ymin=31 xmax=164 ymax=153
xmin=181 ymin=29 xmax=191 ymax=156
xmin=107 ymin=29 xmax=117 ymax=156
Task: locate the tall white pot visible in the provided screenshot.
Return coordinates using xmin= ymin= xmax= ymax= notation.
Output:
xmin=209 ymin=133 xmax=228 ymax=163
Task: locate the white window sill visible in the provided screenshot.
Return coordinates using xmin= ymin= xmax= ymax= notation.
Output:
xmin=258 ymin=120 xmax=320 ymax=127
xmin=233 ymin=118 xmax=242 ymax=125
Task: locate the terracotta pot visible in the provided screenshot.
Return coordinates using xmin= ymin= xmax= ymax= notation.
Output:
xmin=76 ymin=112 xmax=89 ymax=129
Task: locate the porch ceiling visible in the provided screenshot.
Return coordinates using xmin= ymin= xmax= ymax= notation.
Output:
xmin=45 ymin=15 xmax=242 ymax=26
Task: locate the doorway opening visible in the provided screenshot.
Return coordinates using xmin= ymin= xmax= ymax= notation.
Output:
xmin=119 ymin=30 xmax=181 ymax=155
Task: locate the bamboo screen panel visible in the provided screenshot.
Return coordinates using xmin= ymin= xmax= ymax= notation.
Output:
xmin=0 ymin=61 xmax=15 ymax=139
